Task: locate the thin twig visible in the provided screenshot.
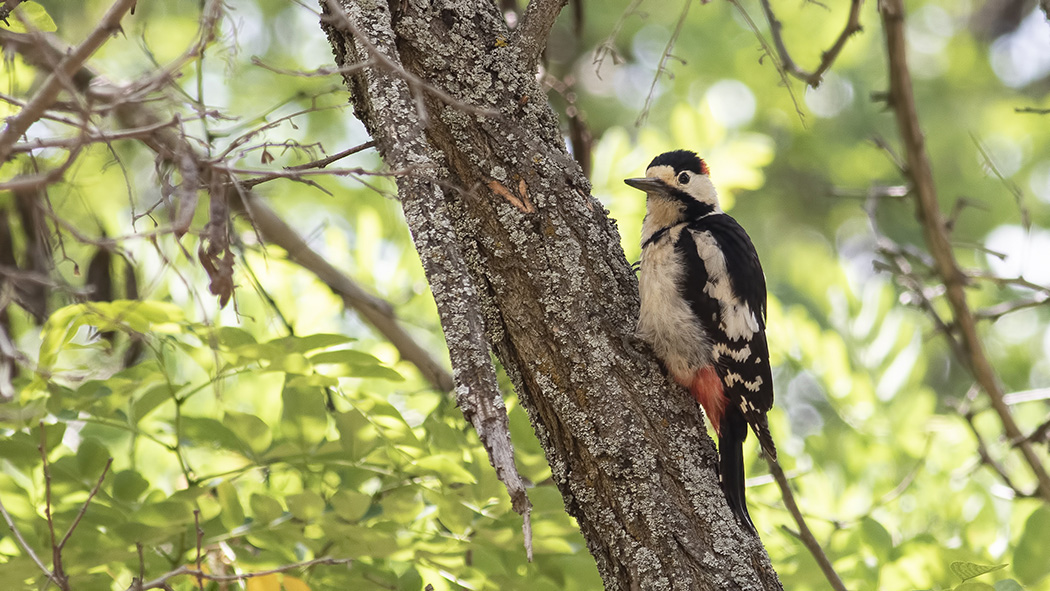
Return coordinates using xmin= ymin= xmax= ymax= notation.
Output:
xmin=758 ymin=0 xmax=864 ymax=88
xmin=726 ymin=0 xmax=805 ymax=121
xmin=232 ymin=191 xmax=456 ymax=392
xmin=971 ymin=133 xmax=1030 ymax=230
xmin=193 ymin=510 xmax=204 ymax=590
xmin=0 ymin=494 xmax=58 ymax=585
xmin=39 ymin=423 xmax=66 ymax=590
xmin=975 ymin=293 xmax=1049 ymax=322
xmin=135 ymin=557 xmax=353 ymax=590
xmin=284 ymin=140 xmax=376 ymax=171
xmin=765 ymin=455 xmax=848 ymax=591
xmin=592 ymin=0 xmax=644 ymax=75
xmin=636 ymin=0 xmax=691 ymax=126
xmin=57 ymin=459 xmax=112 ymax=555
xmin=9 ymin=117 xmax=180 ymax=154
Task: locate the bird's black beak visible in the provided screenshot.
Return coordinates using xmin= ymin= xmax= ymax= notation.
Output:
xmin=624 ymin=177 xmax=666 ymax=193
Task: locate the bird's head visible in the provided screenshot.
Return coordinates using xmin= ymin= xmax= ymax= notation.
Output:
xmin=624 ymin=150 xmax=720 ymax=221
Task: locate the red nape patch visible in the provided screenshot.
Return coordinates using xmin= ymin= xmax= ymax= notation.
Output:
xmin=698 ymin=158 xmax=710 ymax=176
xmin=684 ymin=366 xmax=726 ymax=435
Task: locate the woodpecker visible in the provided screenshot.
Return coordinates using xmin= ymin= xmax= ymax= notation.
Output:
xmin=625 ymin=149 xmax=776 ymax=530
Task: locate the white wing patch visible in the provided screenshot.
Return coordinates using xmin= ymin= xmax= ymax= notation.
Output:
xmin=691 ymin=229 xmax=760 ymax=341
xmin=713 ymin=342 xmax=751 ymax=362
xmin=724 ymin=372 xmax=763 ymax=392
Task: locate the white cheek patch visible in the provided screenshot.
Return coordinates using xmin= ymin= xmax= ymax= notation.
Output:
xmin=683 ymin=176 xmax=721 ymax=211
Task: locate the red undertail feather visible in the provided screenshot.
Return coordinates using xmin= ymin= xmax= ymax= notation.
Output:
xmin=680 ymin=366 xmax=726 ymax=435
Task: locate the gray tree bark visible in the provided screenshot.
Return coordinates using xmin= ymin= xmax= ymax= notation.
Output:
xmin=319 ymin=1 xmax=782 ymax=588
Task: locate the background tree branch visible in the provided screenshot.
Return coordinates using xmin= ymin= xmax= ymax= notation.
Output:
xmin=879 ymin=0 xmax=1050 ymax=502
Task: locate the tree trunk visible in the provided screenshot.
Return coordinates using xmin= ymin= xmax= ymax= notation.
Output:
xmin=319 ymin=1 xmax=782 ymax=588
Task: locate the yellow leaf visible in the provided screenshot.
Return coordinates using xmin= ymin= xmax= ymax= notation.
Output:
xmin=282 ymin=575 xmax=311 ymax=591
xmin=247 ymin=573 xmax=281 ymax=591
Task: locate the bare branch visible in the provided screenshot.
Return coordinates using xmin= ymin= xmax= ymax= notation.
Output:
xmin=285 ymin=140 xmax=376 ymax=171
xmin=0 ymin=0 xmax=138 ymax=163
xmin=9 ymin=117 xmax=180 ymax=155
xmin=514 ymin=0 xmax=569 ymax=72
xmin=971 ymin=134 xmax=1030 ymax=230
xmin=765 ymin=456 xmax=848 ymax=591
xmin=0 ymin=492 xmax=58 ymax=586
xmin=233 ymin=191 xmax=456 ymax=392
xmin=879 ymin=0 xmax=1050 ymax=502
xmin=727 ymin=0 xmax=805 ymax=121
xmin=758 ymin=0 xmax=864 ymax=88
xmin=975 ymin=293 xmax=1050 ymax=322
xmin=56 ymin=458 xmax=112 ymax=553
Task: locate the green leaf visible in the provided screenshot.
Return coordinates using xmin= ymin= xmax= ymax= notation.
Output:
xmin=309 ymin=349 xmax=384 ymax=366
xmin=281 ymin=386 xmax=328 ymax=448
xmin=76 ymin=438 xmax=110 ymax=479
xmin=335 ymin=410 xmax=378 ymax=460
xmin=994 ymin=580 xmax=1025 ymax=591
xmin=270 ymin=352 xmax=312 ymax=374
xmin=0 ymin=435 xmax=40 ymax=469
xmin=1014 ymin=506 xmax=1050 ymax=585
xmin=861 ymin=516 xmax=893 ymax=561
xmin=410 ymin=453 xmax=478 ymax=485
xmin=397 ymin=568 xmax=423 ymax=591
xmin=955 ymin=583 xmax=996 ymax=591
xmin=285 ymin=373 xmax=340 ymax=388
xmin=111 ymin=470 xmax=149 ymax=503
xmin=343 ymin=364 xmax=404 ymax=381
xmin=381 ymin=486 xmax=424 ymax=523
xmin=951 ymin=562 xmax=1008 ymax=582
xmin=224 ymin=410 xmax=272 ymax=455
xmin=38 ymin=303 xmax=86 ymax=369
xmin=2 ymin=2 xmax=57 ymax=33
xmin=137 ymin=500 xmax=195 ymax=527
xmin=250 ymin=493 xmax=285 ymax=523
xmin=330 ymin=490 xmax=372 ymax=522
xmin=286 ymin=490 xmax=325 ymax=522
xmin=217 ymin=480 xmax=246 ymax=530
xmin=214 ymin=326 xmax=257 ymax=348
xmin=181 ymin=416 xmax=248 ymax=454
xmin=132 ymin=385 xmax=174 ymax=421
xmin=268 ymin=333 xmax=355 ymax=353
xmin=310 ymin=349 xmax=403 ymax=381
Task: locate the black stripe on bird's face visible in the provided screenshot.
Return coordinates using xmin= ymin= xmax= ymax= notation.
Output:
xmin=624 ymin=151 xmax=721 ymax=221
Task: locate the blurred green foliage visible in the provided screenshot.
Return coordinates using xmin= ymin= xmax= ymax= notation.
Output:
xmin=2 ymin=0 xmax=1049 ymax=590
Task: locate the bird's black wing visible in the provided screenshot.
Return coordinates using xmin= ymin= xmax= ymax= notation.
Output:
xmin=678 ymin=214 xmax=776 ymax=459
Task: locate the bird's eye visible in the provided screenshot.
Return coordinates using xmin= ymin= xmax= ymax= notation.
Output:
xmin=677 ymin=172 xmax=690 ymax=184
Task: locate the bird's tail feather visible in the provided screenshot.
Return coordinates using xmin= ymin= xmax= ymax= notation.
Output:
xmin=719 ymin=433 xmax=754 ymax=531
